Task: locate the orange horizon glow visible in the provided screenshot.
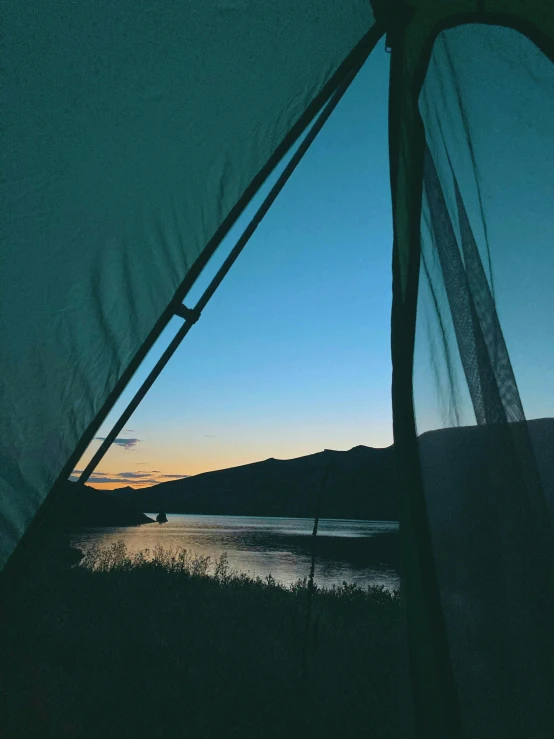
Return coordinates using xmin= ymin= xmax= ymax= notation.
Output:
xmin=72 ymin=427 xmax=394 ymax=491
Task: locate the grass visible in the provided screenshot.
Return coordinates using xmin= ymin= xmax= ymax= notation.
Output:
xmin=1 ymin=541 xmax=412 ymax=739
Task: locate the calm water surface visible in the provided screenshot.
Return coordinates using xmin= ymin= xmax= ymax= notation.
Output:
xmin=70 ymin=515 xmax=400 ymax=591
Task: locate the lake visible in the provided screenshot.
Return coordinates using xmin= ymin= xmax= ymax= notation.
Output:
xmin=70 ymin=514 xmax=400 ymax=590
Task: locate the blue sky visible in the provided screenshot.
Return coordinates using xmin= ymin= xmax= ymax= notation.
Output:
xmin=73 ymin=42 xmax=394 ymax=487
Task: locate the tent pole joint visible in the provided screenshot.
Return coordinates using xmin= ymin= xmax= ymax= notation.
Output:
xmin=173 ymin=304 xmax=202 ymax=324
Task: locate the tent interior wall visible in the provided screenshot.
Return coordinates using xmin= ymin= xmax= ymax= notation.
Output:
xmin=2 ymin=2 xmax=554 ymax=736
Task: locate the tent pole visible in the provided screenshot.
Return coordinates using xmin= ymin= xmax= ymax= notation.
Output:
xmin=78 ymin=63 xmax=364 ymax=485
xmin=385 ymin=5 xmax=463 ymax=737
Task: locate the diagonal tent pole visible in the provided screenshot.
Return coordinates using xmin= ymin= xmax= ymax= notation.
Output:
xmin=78 ymin=58 xmax=370 ymax=486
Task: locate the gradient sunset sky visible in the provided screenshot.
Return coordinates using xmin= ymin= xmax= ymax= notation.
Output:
xmin=73 ymin=45 xmax=394 ymax=489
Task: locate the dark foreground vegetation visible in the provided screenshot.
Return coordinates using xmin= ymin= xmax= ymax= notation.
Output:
xmin=1 ymin=543 xmax=411 ymax=739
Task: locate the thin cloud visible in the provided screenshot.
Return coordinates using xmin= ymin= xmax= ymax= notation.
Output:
xmin=89 ymin=476 xmax=141 ymax=485
xmin=69 ymin=469 xmax=189 ymax=487
xmin=116 ymin=471 xmax=156 ymax=478
xmin=94 ymin=436 xmax=141 ymax=450
xmin=204 ymin=434 xmax=217 ymax=438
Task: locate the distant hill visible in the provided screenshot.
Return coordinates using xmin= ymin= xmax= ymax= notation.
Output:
xmin=61 ymin=481 xmax=154 ymax=527
xmin=103 ymin=418 xmax=554 ymax=523
xmin=107 ymin=445 xmax=397 ymax=520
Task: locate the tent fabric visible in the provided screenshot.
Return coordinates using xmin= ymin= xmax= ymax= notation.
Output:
xmin=390 ymin=11 xmax=554 ymax=739
xmin=390 ymin=0 xmax=554 ymax=298
xmin=415 ymin=25 xmax=554 ymax=737
xmin=0 ymin=1 xmax=375 ymax=570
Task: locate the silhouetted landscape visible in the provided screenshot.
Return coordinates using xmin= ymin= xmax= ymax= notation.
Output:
xmin=104 ymin=444 xmax=398 ymax=520
xmin=4 ymin=420 xmax=552 ymax=738
xmin=71 ymin=418 xmax=554 ymax=527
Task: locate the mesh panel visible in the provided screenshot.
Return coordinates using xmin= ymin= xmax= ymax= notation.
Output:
xmin=415 ymin=24 xmax=554 ymax=737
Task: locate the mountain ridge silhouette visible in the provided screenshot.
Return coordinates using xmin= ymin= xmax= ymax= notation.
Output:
xmin=101 ymin=418 xmax=554 ymax=522
xmin=105 ymin=444 xmax=397 ymax=520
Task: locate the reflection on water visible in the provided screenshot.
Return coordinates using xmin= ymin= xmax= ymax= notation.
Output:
xmin=70 ymin=515 xmax=400 ymax=590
